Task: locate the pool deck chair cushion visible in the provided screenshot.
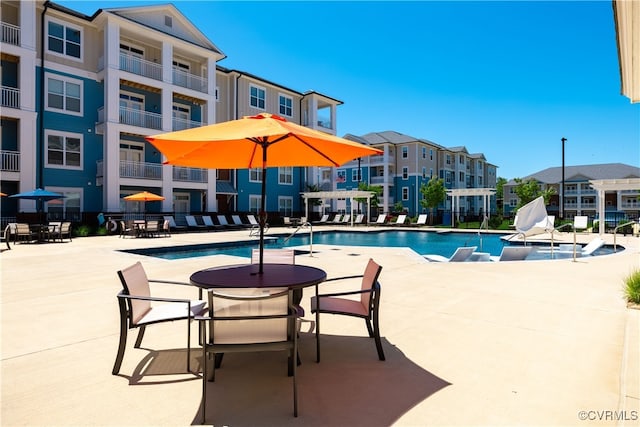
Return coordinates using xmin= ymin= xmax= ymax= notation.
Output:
xmin=423 ymin=246 xmax=477 ymax=262
xmin=415 ymin=214 xmax=428 ymax=226
xmin=490 ymin=246 xmax=534 ymax=262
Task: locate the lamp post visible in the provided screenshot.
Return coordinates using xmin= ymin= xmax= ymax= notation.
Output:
xmin=561 ymin=137 xmax=567 ymax=220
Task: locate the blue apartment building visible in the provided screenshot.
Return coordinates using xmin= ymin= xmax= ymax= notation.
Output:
xmin=1 ymin=1 xmax=342 ymax=225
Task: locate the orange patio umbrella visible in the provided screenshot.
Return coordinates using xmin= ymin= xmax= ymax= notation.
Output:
xmin=146 ymin=113 xmax=382 ymax=273
xmin=0 ymin=192 xmax=6 ymax=197
xmin=123 ymin=191 xmax=165 ymax=220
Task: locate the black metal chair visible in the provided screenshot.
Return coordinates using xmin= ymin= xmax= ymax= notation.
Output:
xmin=311 ymin=258 xmax=385 ymax=362
xmin=112 ymin=261 xmax=207 ymax=375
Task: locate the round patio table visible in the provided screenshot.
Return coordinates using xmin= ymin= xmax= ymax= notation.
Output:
xmin=190 ymin=263 xmax=326 ymax=290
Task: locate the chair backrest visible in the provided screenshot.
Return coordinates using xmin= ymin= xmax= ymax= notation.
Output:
xmin=354 ymin=214 xmax=364 ymax=224
xmin=61 ymin=222 xmax=71 ymax=233
xmin=217 ymin=215 xmax=229 ymax=226
xmin=283 ymin=217 xmax=291 ymax=225
xmin=16 ymin=223 xmax=31 ymax=234
xmin=162 ymin=219 xmax=170 ymax=231
xmin=332 ymin=214 xmax=342 ymax=222
xmin=376 ymin=214 xmax=386 ymax=224
xmin=117 ymin=261 xmax=151 ymax=325
xmin=247 ymin=214 xmax=259 ymax=225
xmin=185 ymin=215 xmax=198 ymax=226
xmin=359 ymin=259 xmax=383 ymax=313
xmin=499 ymin=246 xmax=533 ymax=261
xmin=396 ymin=214 xmax=407 ymax=224
xmin=146 ymin=220 xmax=159 ymax=231
xmin=449 ymin=246 xmax=477 ymax=262
xmin=417 ymin=214 xmax=427 ymax=224
xmin=342 ymin=214 xmax=350 ymax=223
xmin=251 ymin=248 xmax=295 ymax=265
xmin=164 ymin=216 xmax=178 ymax=228
xmin=318 ymin=214 xmax=329 ymax=222
xmin=232 ymin=215 xmax=244 ymax=225
xmin=207 ymin=287 xmax=292 ymax=344
xmin=202 ymin=215 xmax=215 ymax=226
xmin=574 ymin=216 xmax=589 ymax=230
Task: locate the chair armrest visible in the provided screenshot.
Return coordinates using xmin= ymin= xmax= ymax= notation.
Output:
xmin=315 ymin=288 xmax=373 ymax=299
xmin=148 ymin=279 xmax=193 ymax=287
xmin=117 ymin=292 xmax=193 ymax=305
xmin=323 ymin=274 xmax=363 ymax=283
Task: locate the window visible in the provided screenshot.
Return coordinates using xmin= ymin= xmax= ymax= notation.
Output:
xmin=401 ymin=146 xmax=408 ymax=158
xmin=215 ymin=86 xmax=220 ymax=102
xmin=249 ymin=195 xmax=262 ymax=214
xmin=249 ymin=168 xmax=263 ymax=182
xmin=352 ymin=168 xmax=362 ymax=181
xmin=250 ymin=85 xmax=265 ymax=109
xmin=278 ymin=197 xmax=293 ymax=216
xmin=422 ymin=167 xmax=427 ymax=178
xmin=430 ymin=149 xmax=433 ymax=160
xmin=402 ymin=167 xmax=408 ymax=179
xmin=422 ymin=147 xmax=427 ymax=159
xmin=46 ymin=74 xmax=82 ymax=115
xmin=279 ymin=94 xmax=293 ymax=117
xmin=336 ymin=170 xmax=346 ymax=183
xmin=402 ymin=187 xmax=409 ymax=201
xmin=46 ymin=130 xmax=82 ymax=169
xmin=47 ymin=188 xmax=81 ymax=221
xmin=446 ymin=154 xmax=451 ymax=165
xmin=278 ymin=167 xmax=293 ymax=184
xmin=47 ymin=18 xmax=81 ymax=60
xmin=459 ymin=171 xmax=464 ymax=183
xmin=430 ymin=168 xmax=433 ymax=177
xmin=459 ymin=155 xmax=465 ymax=164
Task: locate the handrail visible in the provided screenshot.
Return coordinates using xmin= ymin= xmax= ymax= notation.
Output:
xmin=549 ymin=223 xmax=573 ymax=257
xmin=613 ymin=221 xmax=637 ymax=252
xmin=283 ymin=222 xmax=314 ymax=256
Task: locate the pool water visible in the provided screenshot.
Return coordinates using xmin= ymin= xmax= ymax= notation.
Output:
xmin=127 ymin=230 xmax=509 ymax=260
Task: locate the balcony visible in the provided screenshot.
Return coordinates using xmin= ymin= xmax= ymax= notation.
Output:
xmin=172 ymin=117 xmax=202 ymax=131
xmin=1 ymin=86 xmax=20 ymax=109
xmin=120 ymin=52 xmax=162 ymax=81
xmin=1 ymin=150 xmax=20 ymax=172
xmin=119 ymin=106 xmax=162 ymax=130
xmin=1 ymin=21 xmax=20 ymax=46
xmin=172 ymin=67 xmax=207 ymax=92
xmin=120 ymin=160 xmax=162 ymax=180
xmin=172 ymin=166 xmax=208 ymax=183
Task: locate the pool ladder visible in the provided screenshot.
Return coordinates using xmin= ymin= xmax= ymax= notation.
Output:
xmin=283 ymin=221 xmax=314 ymax=256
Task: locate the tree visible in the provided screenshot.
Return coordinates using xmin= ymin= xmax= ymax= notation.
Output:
xmin=420 ymin=177 xmax=446 ymax=225
xmin=354 ymin=182 xmax=382 ymax=218
xmin=513 ymin=178 xmax=556 ymax=210
xmin=496 ymin=177 xmax=507 ymax=199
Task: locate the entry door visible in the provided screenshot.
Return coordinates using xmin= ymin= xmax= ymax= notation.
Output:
xmin=174 ymin=193 xmax=189 ymax=214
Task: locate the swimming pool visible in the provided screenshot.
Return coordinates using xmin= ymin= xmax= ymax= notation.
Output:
xmin=125 ymin=229 xmax=508 ymax=260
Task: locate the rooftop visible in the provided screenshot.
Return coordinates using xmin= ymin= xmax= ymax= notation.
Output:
xmin=1 ymin=226 xmax=638 ymax=425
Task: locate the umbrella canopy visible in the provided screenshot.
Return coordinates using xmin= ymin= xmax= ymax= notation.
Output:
xmin=146 ymin=113 xmax=382 ymax=273
xmin=123 ymin=191 xmax=165 ymax=202
xmin=0 ymin=192 xmax=6 ymax=197
xmin=9 ymin=188 xmax=65 ymax=201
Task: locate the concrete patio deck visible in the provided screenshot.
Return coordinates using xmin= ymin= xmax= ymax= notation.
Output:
xmin=1 ymin=226 xmax=639 ymax=426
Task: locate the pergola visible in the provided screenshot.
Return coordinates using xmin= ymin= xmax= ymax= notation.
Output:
xmin=589 ymin=178 xmax=640 ymax=235
xmin=446 ymin=188 xmax=496 ymax=227
xmin=301 ymin=190 xmax=375 ymax=226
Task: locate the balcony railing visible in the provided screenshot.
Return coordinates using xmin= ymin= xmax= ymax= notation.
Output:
xmin=119 ymin=106 xmax=162 ymax=130
xmin=172 ymin=166 xmax=208 ymax=183
xmin=1 ymin=86 xmax=20 ymax=109
xmin=172 ymin=67 xmax=207 ymax=92
xmin=1 ymin=150 xmax=20 ymax=172
xmin=172 ymin=117 xmax=202 ymax=131
xmin=317 ymin=118 xmax=333 ymax=129
xmin=120 ymin=160 xmax=162 ymax=180
xmin=1 ymin=21 xmax=20 ymax=46
xmin=119 ymin=52 xmax=162 ymax=81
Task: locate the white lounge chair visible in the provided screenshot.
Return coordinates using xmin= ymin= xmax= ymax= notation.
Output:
xmin=314 ymin=214 xmax=329 ymax=224
xmin=354 ymin=214 xmax=365 ymax=225
xmin=185 ymin=215 xmax=206 ymax=231
xmin=341 ymin=214 xmax=351 ymax=224
xmin=423 ymin=246 xmax=477 ymax=262
xmin=373 ymin=214 xmax=387 ymax=225
xmin=415 ymin=214 xmax=428 ymax=226
xmin=331 ymin=214 xmax=343 ymax=223
xmin=581 ymin=237 xmax=605 ymax=256
xmin=490 ymin=246 xmax=534 ymax=262
xmin=392 ymin=214 xmax=407 ymax=225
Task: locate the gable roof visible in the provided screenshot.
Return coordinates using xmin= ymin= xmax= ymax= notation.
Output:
xmin=508 ymin=163 xmax=640 ymax=184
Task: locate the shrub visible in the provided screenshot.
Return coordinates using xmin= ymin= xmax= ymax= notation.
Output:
xmin=623 ymin=269 xmax=640 ymax=305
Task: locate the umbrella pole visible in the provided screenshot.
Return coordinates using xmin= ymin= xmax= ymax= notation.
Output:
xmin=258 ymin=147 xmax=268 ymax=274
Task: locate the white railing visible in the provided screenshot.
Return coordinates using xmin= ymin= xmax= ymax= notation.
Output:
xmin=120 ymin=160 xmax=162 ymax=180
xmin=119 ymin=52 xmax=162 ymax=81
xmin=119 ymin=106 xmax=162 ymax=130
xmin=172 ymin=67 xmax=207 ymax=92
xmin=172 ymin=166 xmax=208 ymax=183
xmin=97 ymin=106 xmax=105 ymax=123
xmin=1 ymin=150 xmax=20 ymax=172
xmin=1 ymin=21 xmax=20 ymax=46
xmin=1 ymin=86 xmax=20 ymax=108
xmin=172 ymin=117 xmax=202 ymax=131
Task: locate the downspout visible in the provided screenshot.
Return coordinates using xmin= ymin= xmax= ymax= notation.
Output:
xmin=39 ymin=1 xmax=51 ymax=190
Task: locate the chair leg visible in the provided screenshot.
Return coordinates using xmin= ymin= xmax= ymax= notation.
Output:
xmin=201 ymin=327 xmax=207 ymax=423
xmin=186 ymin=319 xmax=191 ymax=373
xmin=372 ymin=314 xmax=385 ymax=361
xmin=134 ymin=325 xmax=146 ymax=348
xmin=365 ymin=318 xmax=375 ymax=338
xmin=315 ymin=309 xmax=321 ymax=363
xmin=112 ymin=317 xmax=128 ymax=375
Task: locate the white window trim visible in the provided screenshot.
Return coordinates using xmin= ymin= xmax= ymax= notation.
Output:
xmin=120 ymin=42 xmax=145 ymax=57
xmin=249 ymin=168 xmax=263 ymax=183
xmin=278 ymin=166 xmax=293 ymax=185
xmin=120 ymin=90 xmax=145 ymax=106
xmin=45 ymin=72 xmax=83 ymax=117
xmin=45 ymin=129 xmax=83 ymax=170
xmin=278 ymin=93 xmax=293 ymax=117
xmin=249 ymin=195 xmax=263 ymax=213
xmin=278 ymin=196 xmax=293 ymax=216
xmin=402 ymin=167 xmax=408 ymax=180
xmin=402 ymin=187 xmax=409 ymax=201
xmin=249 ymin=84 xmax=266 ymax=110
xmin=46 ymin=186 xmax=83 ymax=216
xmin=402 ymin=146 xmax=408 ymax=158
xmin=46 ymin=16 xmax=83 ymax=62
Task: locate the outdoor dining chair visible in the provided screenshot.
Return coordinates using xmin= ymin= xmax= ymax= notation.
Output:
xmin=198 ymin=287 xmax=300 ymax=420
xmin=113 ymin=261 xmax=207 ymax=375
xmin=311 ymin=258 xmax=385 ymax=362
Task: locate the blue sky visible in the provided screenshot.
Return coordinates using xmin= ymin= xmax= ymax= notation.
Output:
xmin=59 ymin=0 xmax=639 ymax=180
